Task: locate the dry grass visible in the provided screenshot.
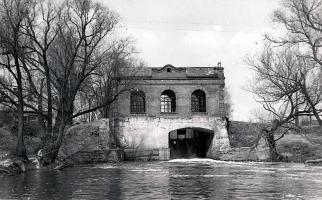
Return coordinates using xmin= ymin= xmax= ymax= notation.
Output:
xmin=229 ymin=121 xmax=322 ymax=162
xmin=228 ymin=121 xmax=266 ymax=147
xmin=277 ymin=127 xmax=322 ymax=162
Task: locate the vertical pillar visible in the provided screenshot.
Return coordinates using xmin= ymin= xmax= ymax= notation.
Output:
xmin=219 ymin=85 xmax=225 ymax=116
xmin=207 ymin=117 xmax=230 ymax=159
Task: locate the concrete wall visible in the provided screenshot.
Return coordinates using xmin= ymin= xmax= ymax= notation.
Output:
xmin=118 ymin=116 xmax=230 ymax=160
xmin=220 ymin=137 xmax=271 ymax=162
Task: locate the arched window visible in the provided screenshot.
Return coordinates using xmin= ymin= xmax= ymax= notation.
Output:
xmin=161 ymin=90 xmax=176 ymax=113
xmin=191 ymin=90 xmax=206 ymax=112
xmin=130 ymin=91 xmax=145 ymax=114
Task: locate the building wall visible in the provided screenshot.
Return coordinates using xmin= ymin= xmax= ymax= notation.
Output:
xmin=118 ymin=116 xmax=230 ymax=159
xmin=114 ymin=65 xmax=229 ymax=160
xmin=116 ymin=79 xmax=224 ymax=118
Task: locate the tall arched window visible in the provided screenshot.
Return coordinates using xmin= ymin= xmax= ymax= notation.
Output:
xmin=191 ymin=90 xmax=206 ymax=112
xmin=130 ymin=91 xmax=145 ymax=114
xmin=161 ymin=90 xmax=176 ymax=113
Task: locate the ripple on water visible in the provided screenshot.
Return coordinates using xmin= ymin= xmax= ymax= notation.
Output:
xmin=2 ymin=160 xmax=322 ymax=200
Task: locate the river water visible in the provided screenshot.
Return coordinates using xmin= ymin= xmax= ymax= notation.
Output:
xmin=1 ymin=159 xmax=322 ymax=200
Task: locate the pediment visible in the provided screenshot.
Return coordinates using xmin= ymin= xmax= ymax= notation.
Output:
xmin=152 ymin=64 xmax=187 ymax=78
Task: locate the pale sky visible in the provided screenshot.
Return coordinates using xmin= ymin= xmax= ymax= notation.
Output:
xmin=0 ymin=0 xmax=282 ymax=121
xmin=102 ymin=0 xmax=281 ymax=121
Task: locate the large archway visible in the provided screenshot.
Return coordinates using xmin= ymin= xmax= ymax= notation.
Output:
xmin=168 ymin=128 xmax=214 ymax=159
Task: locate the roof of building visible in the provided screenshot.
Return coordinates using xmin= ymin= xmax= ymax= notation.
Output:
xmin=118 ymin=64 xmax=225 ymax=80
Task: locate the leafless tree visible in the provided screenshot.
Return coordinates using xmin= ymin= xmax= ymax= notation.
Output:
xmin=0 ymin=0 xmax=35 ymax=160
xmin=75 ymin=38 xmax=142 ymax=121
xmin=22 ymin=0 xmax=58 ymax=136
xmin=33 ymin=0 xmax=119 ymax=163
xmin=0 ymin=0 xmax=142 ymax=164
xmin=268 ymin=0 xmax=322 ymax=125
xmin=246 ymin=45 xmax=319 ymax=160
xmin=268 ymin=0 xmax=322 ymax=67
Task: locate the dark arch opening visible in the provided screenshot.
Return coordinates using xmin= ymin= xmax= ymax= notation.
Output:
xmin=169 ymin=128 xmax=214 ymax=159
xmin=130 ymin=90 xmax=145 ymax=114
xmin=161 ymin=90 xmax=176 ymax=113
xmin=191 ymin=89 xmax=206 ymax=112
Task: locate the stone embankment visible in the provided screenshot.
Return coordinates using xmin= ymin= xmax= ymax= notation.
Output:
xmin=57 ymin=119 xmax=124 ymax=165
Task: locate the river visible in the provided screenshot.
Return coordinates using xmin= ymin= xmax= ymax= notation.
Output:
xmin=1 ymin=159 xmax=322 ymax=200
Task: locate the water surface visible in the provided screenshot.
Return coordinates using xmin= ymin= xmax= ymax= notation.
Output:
xmin=1 ymin=159 xmax=322 ymax=199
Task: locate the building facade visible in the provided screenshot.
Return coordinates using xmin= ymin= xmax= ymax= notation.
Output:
xmin=112 ymin=64 xmax=230 ymax=160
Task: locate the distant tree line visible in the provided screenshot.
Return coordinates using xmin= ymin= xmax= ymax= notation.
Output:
xmin=247 ymin=0 xmax=322 ymax=161
xmin=0 ymin=0 xmax=142 ymax=163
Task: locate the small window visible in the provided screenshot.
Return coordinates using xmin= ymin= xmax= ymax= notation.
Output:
xmin=191 ymin=90 xmax=206 ymax=112
xmin=130 ymin=91 xmax=145 ymax=114
xmin=161 ymin=90 xmax=176 ymax=113
xmin=167 ymin=68 xmax=171 ymax=72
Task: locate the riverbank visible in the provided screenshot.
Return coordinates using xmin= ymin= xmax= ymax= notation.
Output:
xmin=229 ymin=121 xmax=322 ymax=162
xmin=1 ymin=121 xmax=322 ymax=170
xmin=0 ymin=127 xmax=41 ymax=157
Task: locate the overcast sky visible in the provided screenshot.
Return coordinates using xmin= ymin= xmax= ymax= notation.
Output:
xmin=102 ymin=0 xmax=281 ymax=121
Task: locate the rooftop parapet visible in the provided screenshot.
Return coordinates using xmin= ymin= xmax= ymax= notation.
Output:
xmin=117 ymin=64 xmax=225 ymax=80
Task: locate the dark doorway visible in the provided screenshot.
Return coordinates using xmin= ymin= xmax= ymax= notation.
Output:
xmin=169 ymin=128 xmax=214 ymax=159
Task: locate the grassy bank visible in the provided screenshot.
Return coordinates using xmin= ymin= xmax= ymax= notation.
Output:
xmin=229 ymin=121 xmax=322 ymax=162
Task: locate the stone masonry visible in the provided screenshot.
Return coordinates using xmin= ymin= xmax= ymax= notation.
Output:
xmin=112 ymin=64 xmax=230 ymax=160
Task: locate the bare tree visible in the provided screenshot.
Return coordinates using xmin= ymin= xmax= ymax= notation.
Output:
xmin=248 ymin=107 xmax=275 ymax=123
xmin=259 ymin=0 xmax=322 ymax=128
xmin=268 ymin=0 xmax=322 ymax=67
xmin=75 ymin=38 xmax=141 ymax=121
xmin=0 ymin=0 xmax=142 ymax=165
xmin=0 ymin=0 xmax=35 ymax=160
xmin=22 ymin=0 xmax=58 ymax=136
xmin=30 ymin=0 xmax=119 ymax=163
xmin=246 ymin=45 xmax=317 ymax=161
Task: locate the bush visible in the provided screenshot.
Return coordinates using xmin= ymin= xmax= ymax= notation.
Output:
xmin=228 ymin=121 xmax=265 ymax=147
xmin=0 ymin=110 xmax=14 ymax=128
xmin=10 ymin=120 xmax=43 ymax=137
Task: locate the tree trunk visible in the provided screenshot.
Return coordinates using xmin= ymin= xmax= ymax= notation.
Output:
xmin=53 ymin=102 xmax=62 ymax=139
xmin=14 ymin=55 xmax=27 ymax=161
xmin=295 ymin=92 xmax=299 ymax=126
xmin=263 ymin=119 xmax=282 ymax=162
xmin=301 ymin=85 xmax=322 ymax=126
xmin=45 ymin=67 xmax=53 ymax=134
xmin=40 ymin=93 xmax=72 ymax=166
xmin=38 ymin=79 xmax=46 ymax=134
xmin=264 ymin=129 xmax=281 ymax=161
xmin=66 ymin=104 xmax=73 ymax=125
xmin=38 ymin=113 xmax=66 ymax=166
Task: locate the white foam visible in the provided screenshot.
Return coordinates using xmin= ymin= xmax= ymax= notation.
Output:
xmin=94 ymin=164 xmax=119 ymax=169
xmin=168 ymin=158 xmax=217 ymax=163
xmin=168 ymin=158 xmax=266 ymax=166
xmin=170 ymin=174 xmax=233 ymax=178
xmin=129 ymin=169 xmax=161 ymax=172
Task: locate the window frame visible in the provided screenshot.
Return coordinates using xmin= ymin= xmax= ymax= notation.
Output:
xmin=160 ymin=90 xmax=176 ymax=113
xmin=191 ymin=90 xmax=206 ymax=113
xmin=130 ymin=90 xmax=146 ymax=114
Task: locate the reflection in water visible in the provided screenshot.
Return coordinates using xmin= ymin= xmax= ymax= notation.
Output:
xmin=1 ymin=159 xmax=322 ymax=199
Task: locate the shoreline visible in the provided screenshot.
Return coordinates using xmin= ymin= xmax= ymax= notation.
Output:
xmin=2 ymin=154 xmax=322 ymax=176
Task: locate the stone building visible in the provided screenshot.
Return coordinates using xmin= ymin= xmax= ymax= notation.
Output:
xmin=112 ymin=64 xmax=230 ymax=160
